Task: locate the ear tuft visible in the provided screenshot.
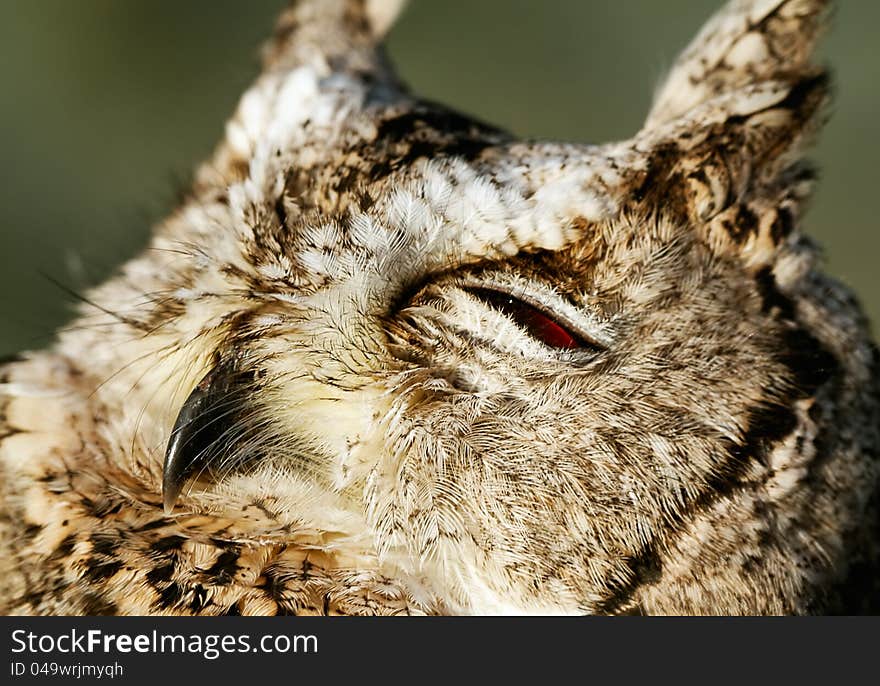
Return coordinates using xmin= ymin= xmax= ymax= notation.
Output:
xmin=262 ymin=0 xmax=408 ymax=72
xmin=647 ymin=0 xmax=831 ymax=128
xmin=637 ymin=71 xmax=827 ymax=208
xmin=366 ymin=0 xmax=408 ymax=38
xmin=628 ymin=0 xmax=833 ymax=243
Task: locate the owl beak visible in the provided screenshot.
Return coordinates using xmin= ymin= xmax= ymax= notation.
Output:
xmin=162 ymin=357 xmax=251 ymax=514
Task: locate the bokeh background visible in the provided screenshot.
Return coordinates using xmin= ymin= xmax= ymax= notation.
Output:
xmin=1 ymin=0 xmax=877 ymax=356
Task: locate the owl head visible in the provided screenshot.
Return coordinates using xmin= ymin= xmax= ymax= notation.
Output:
xmin=62 ymin=0 xmax=878 ymax=614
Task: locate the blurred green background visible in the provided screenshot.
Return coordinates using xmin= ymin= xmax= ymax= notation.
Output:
xmin=0 ymin=0 xmax=877 ymax=355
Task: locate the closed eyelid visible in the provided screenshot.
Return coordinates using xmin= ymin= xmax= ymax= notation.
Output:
xmin=452 ymin=272 xmax=615 ymax=348
xmin=388 ymin=262 xmax=616 ymax=352
xmin=462 ymin=286 xmax=598 ymax=350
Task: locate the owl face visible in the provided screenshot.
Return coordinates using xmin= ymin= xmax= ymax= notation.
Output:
xmin=57 ymin=0 xmax=875 ymax=615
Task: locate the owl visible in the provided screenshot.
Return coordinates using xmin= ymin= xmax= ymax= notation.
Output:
xmin=0 ymin=0 xmax=877 ymax=616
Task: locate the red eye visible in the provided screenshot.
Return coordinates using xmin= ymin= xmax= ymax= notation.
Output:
xmin=467 ymin=288 xmax=586 ymax=349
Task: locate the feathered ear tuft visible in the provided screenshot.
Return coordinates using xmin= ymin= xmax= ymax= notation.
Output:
xmin=646 ymin=0 xmax=831 ymax=128
xmin=262 ymin=0 xmax=408 ymax=73
xmin=198 ymin=1 xmax=409 ymax=190
xmin=624 ymin=0 xmax=832 ymax=264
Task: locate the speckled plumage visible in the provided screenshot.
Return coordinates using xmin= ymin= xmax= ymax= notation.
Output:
xmin=1 ymin=0 xmax=878 ymax=615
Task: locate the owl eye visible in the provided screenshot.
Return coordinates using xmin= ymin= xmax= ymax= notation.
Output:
xmin=465 ymin=287 xmax=590 ymax=349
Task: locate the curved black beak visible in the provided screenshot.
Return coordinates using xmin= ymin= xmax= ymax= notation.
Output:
xmin=162 ymin=357 xmax=252 ymax=513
